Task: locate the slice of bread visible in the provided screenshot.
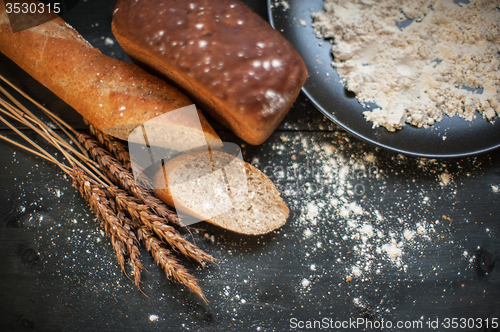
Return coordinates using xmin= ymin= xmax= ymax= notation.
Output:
xmin=153 ymin=150 xmax=289 ymax=235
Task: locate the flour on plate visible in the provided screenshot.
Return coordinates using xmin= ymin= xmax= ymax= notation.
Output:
xmin=312 ymin=0 xmax=500 ymax=131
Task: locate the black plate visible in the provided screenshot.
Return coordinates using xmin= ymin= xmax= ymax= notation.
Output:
xmin=268 ymin=0 xmax=500 ymax=158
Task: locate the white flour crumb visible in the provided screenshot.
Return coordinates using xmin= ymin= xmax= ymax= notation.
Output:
xmin=303 ymin=228 xmax=313 ymax=238
xmin=312 ymin=0 xmax=500 ymax=131
xmin=382 ymin=242 xmax=403 ymax=259
xmin=359 ymin=224 xmax=374 ymax=239
xmin=340 ymin=201 xmax=364 ymax=217
xmin=301 ymin=278 xmax=311 ymax=287
xmin=300 ymin=19 xmax=307 ymax=27
xmin=351 ymin=266 xmax=362 ymax=277
xmin=353 ymin=297 xmax=362 ymax=306
xmin=416 ymin=223 xmax=427 ymax=235
xmin=305 ymin=201 xmax=319 ymax=221
xmin=403 ymin=229 xmax=415 ymax=241
xmin=273 ymin=0 xmax=289 ymax=10
xmin=363 ymin=153 xmax=375 ymax=163
xmin=492 ymin=185 xmax=499 ymax=193
xmin=348 ymin=201 xmax=364 ymax=215
xmin=149 ymin=314 xmax=159 ymax=322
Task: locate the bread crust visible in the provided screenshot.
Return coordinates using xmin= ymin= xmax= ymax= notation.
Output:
xmin=0 ymin=1 xmax=221 ymax=145
xmin=112 ymin=0 xmax=308 ymax=145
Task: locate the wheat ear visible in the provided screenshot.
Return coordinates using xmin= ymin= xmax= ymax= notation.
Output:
xmin=88 ymin=122 xmax=133 ymax=172
xmin=106 ymin=186 xmax=215 ymax=265
xmin=71 ymin=167 xmax=144 ymax=286
xmin=137 ymin=226 xmax=207 ymax=302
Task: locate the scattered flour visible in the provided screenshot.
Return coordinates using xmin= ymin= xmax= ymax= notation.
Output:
xmin=267 ymin=131 xmax=480 ymax=286
xmin=272 ymin=0 xmax=289 ymax=10
xmin=303 ymin=228 xmax=313 ymax=238
xmin=305 ymin=201 xmax=319 ymax=222
xmin=359 ymin=223 xmax=374 ymax=239
xmin=312 ymin=0 xmax=500 ymax=131
xmin=440 ymin=172 xmax=451 ymax=186
xmin=403 ymin=229 xmax=416 ymax=241
xmin=492 ymin=184 xmax=499 ymax=193
xmin=381 ymin=242 xmax=403 ymax=260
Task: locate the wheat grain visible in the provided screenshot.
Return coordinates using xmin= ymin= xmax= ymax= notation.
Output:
xmin=137 ymin=226 xmax=207 ymax=301
xmin=105 ymin=186 xmax=207 ymax=300
xmin=77 ymin=133 xmax=181 ymax=227
xmin=106 ymin=186 xmax=215 ymax=265
xmin=88 ymin=123 xmax=132 ymax=172
xmin=0 ymin=79 xmax=215 ymax=299
xmin=71 ymin=167 xmax=144 ymax=285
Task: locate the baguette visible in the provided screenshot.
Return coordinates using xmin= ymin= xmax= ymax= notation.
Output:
xmin=0 ymin=1 xmax=221 ymax=148
xmin=112 ymin=0 xmax=308 ymax=145
xmin=153 ymin=150 xmax=289 ymax=235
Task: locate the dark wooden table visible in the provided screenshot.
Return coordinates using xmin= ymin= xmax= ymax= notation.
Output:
xmin=1 ymin=1 xmax=499 ymax=331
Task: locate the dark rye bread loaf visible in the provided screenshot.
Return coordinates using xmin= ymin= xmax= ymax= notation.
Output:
xmin=153 ymin=150 xmax=289 ymax=235
xmin=112 ymin=0 xmax=308 ymax=145
xmin=0 ymin=0 xmax=221 ymax=148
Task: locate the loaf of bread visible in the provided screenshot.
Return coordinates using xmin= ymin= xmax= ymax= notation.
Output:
xmin=153 ymin=150 xmax=289 ymax=235
xmin=0 ymin=1 xmax=221 ymax=148
xmin=112 ymin=0 xmax=308 ymax=145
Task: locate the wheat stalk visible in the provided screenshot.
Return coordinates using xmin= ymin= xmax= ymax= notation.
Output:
xmin=87 ymin=122 xmax=153 ymax=190
xmin=137 ymin=226 xmax=206 ymax=301
xmin=104 ymin=186 xmax=207 ymax=300
xmin=88 ymin=122 xmax=133 ymax=172
xmin=76 ymin=132 xmax=182 ymax=226
xmin=0 ymin=84 xmax=90 ymax=160
xmin=0 ymin=79 xmax=213 ymax=301
xmin=0 ymin=101 xmax=109 ymax=186
xmin=0 ymin=105 xmax=145 ymax=288
xmin=107 ymin=189 xmax=207 ymax=301
xmin=114 ymin=207 xmax=145 ymax=287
